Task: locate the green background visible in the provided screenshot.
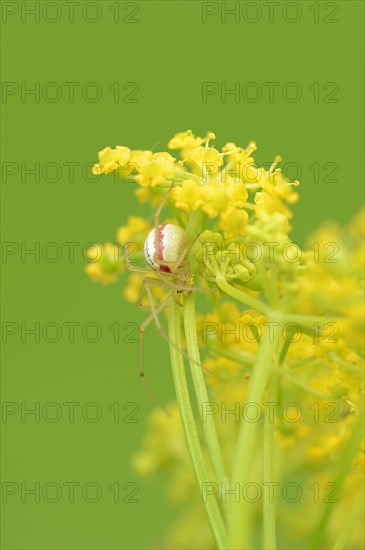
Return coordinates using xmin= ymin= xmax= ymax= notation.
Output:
xmin=1 ymin=1 xmax=364 ymax=548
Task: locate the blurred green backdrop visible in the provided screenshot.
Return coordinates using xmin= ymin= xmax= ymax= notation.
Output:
xmin=1 ymin=1 xmax=364 ymax=548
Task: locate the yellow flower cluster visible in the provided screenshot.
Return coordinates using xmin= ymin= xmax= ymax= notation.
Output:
xmin=91 ymin=130 xmax=299 ymax=240
xmin=87 ymin=130 xmax=364 ymax=550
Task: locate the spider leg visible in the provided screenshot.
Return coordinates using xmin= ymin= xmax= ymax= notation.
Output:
xmin=139 ymin=279 xmax=204 ymax=373
xmin=153 ymin=182 xmax=174 ymax=230
xmin=154 ymin=270 xmax=216 ymax=294
xmin=173 ymin=295 xmax=183 ymax=307
xmin=138 ymin=292 xmax=174 ymax=415
xmin=124 ymin=258 xmax=206 ymax=295
xmin=125 ymin=256 xmax=214 ymax=294
xmin=124 ymin=243 xmax=150 ymax=273
xmin=136 ymin=274 xmax=205 ymax=309
xmin=142 ymin=285 xmax=193 ymax=366
xmin=137 ymin=276 xmax=166 ymax=310
xmin=154 ymin=270 xmax=191 ymax=291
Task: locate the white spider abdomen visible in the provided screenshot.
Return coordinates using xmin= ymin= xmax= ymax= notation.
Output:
xmin=144 ymin=224 xmax=189 ymax=273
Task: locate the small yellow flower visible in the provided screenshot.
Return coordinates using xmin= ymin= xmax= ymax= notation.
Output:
xmin=135 ymin=152 xmax=176 ymax=187
xmin=254 ymin=190 xmax=293 ymax=220
xmin=92 ymin=146 xmax=131 ymax=175
xmin=168 ymin=129 xmax=204 ymax=150
xmin=171 ymin=179 xmax=204 ymax=211
xmin=219 ymin=206 xmax=248 ymax=238
xmin=201 ymin=182 xmax=230 ymax=218
xmin=251 ymin=162 xmax=299 ymax=218
xmin=224 ymin=176 xmax=248 ymax=208
xmin=129 ymin=149 xmax=153 ymax=167
xmin=270 ymin=168 xmax=300 ymax=201
xmin=189 ymin=146 xmax=224 ymax=169
xmin=248 ymin=209 xmax=290 ymax=244
xmin=222 ymin=140 xmax=257 ymax=166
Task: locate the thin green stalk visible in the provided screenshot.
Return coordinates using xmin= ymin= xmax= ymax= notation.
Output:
xmin=278 ymin=331 xmax=294 ymax=365
xmin=183 ymin=293 xmax=228 ymax=486
xmin=229 ymin=318 xmax=282 ymax=549
xmin=257 ymin=261 xmax=279 ymax=309
xmin=168 ymin=299 xmax=228 ymax=549
xmin=263 ymin=375 xmax=279 ymax=550
xmin=328 ymin=352 xmax=364 ymax=377
xmin=174 ymin=170 xmax=202 ymax=183
xmin=310 ymin=410 xmax=364 ymax=549
xmin=282 ymin=313 xmax=339 ymax=326
xmin=213 ymin=280 xmax=339 ymax=327
xmin=331 ymin=493 xmax=364 ymax=550
xmin=186 ymin=209 xmax=204 ymax=239
xmin=216 ymin=277 xmax=271 ymax=315
xmin=209 ymin=344 xmax=255 ymax=366
xmin=270 ymin=265 xmax=280 ymax=306
xmin=284 ymin=375 xmax=336 ymax=399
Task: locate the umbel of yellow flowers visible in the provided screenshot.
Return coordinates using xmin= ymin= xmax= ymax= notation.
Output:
xmin=86 ymin=130 xmax=364 ymax=550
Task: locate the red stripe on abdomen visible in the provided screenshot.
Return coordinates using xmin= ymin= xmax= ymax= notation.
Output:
xmin=157 ymin=224 xmax=171 ymax=272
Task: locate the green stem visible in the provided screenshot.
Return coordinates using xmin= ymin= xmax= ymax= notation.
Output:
xmin=282 ymin=313 xmax=339 ymax=326
xmin=263 ymin=375 xmax=279 ymax=550
xmin=278 ymin=330 xmax=294 ymax=365
xmin=328 ymin=352 xmax=364 ymax=377
xmin=284 ymin=375 xmax=337 ymax=399
xmin=168 ymin=299 xmax=228 ymax=549
xmin=209 ymin=344 xmax=255 ymax=366
xmin=331 ymin=493 xmax=364 ymax=550
xmin=183 ymin=293 xmax=229 ymax=486
xmin=174 ymin=170 xmax=202 ymax=183
xmin=257 ymin=261 xmax=279 ymax=309
xmin=229 ymin=318 xmax=282 ymax=549
xmin=213 ymin=279 xmax=339 ymax=327
xmin=186 ymin=209 xmax=204 ymax=240
xmin=310 ymin=410 xmax=364 ymax=549
xmin=216 ymin=277 xmax=271 ymax=315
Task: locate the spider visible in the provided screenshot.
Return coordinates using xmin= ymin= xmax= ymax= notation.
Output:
xmin=124 ymin=186 xmax=205 ymax=408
